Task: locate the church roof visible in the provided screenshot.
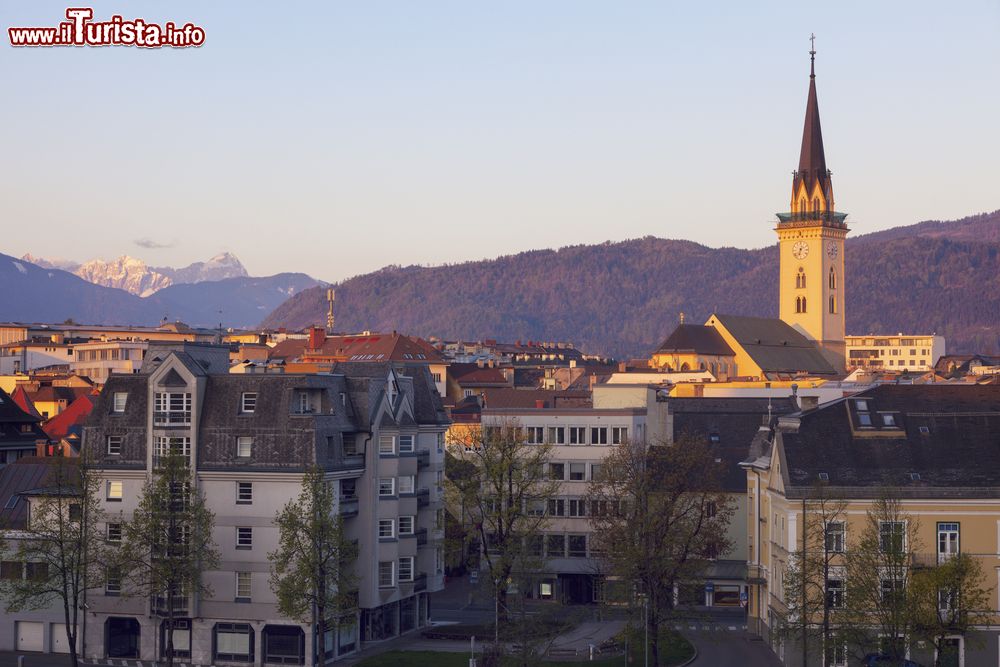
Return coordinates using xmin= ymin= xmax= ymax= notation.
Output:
xmin=655 ymin=324 xmax=735 ymax=357
xmin=710 ymin=313 xmax=837 ymax=376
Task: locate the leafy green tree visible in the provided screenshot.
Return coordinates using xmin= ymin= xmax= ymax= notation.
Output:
xmin=910 ymin=552 xmax=992 ymax=667
xmin=586 ymin=435 xmax=734 ymax=667
xmin=118 ymin=451 xmax=219 ymax=667
xmin=269 ymin=466 xmax=358 ymax=665
xmin=0 ymin=457 xmax=106 ymax=667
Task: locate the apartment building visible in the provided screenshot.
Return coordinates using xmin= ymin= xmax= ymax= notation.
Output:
xmin=71 ymin=339 xmax=148 ymax=384
xmin=845 ymin=334 xmax=946 ymax=372
xmin=81 ymin=342 xmax=448 ymax=665
xmin=742 ymin=384 xmax=1000 ymax=667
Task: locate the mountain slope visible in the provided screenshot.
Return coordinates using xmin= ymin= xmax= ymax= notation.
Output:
xmin=262 ymin=211 xmax=1000 ymax=358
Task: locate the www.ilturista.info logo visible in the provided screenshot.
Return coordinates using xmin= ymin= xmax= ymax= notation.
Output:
xmin=8 ymin=8 xmax=205 ymax=48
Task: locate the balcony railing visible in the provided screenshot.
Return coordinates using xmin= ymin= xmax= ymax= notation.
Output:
xmin=417 ymin=450 xmax=430 ymax=469
xmin=151 ymin=595 xmax=189 ymax=616
xmin=153 ymin=411 xmax=191 ymax=426
xmin=414 ymin=574 xmax=427 ymax=592
xmin=416 ymin=528 xmax=428 ymax=546
xmin=746 ymin=564 xmax=768 ymax=584
xmin=416 ymin=488 xmax=431 ymax=507
xmin=339 ymin=497 xmax=359 ymax=518
xmin=775 ymin=210 xmax=849 ymax=227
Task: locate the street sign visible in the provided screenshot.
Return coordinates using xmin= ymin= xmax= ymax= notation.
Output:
xmin=704 ymin=581 xmax=715 ymax=593
xmin=469 ymin=569 xmax=479 ymax=584
xmin=740 ymin=590 xmax=749 ymax=607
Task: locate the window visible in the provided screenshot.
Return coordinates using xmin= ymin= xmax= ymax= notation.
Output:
xmin=568 ymin=534 xmax=587 ymax=558
xmin=549 ymin=463 xmax=565 ymax=480
xmin=856 ymin=411 xmax=873 ymax=427
xmin=569 ymin=463 xmax=586 ymax=481
xmin=341 ymin=479 xmax=357 ymax=500
xmin=611 ymin=427 xmax=628 ymax=445
xmin=295 ymin=391 xmax=312 ymax=414
xmin=398 ymin=475 xmax=415 ymax=495
xmin=825 ymin=638 xmax=847 ymax=667
xmin=399 ymin=516 xmax=415 ymax=535
xmin=398 ymin=556 xmax=414 ymax=582
xmin=378 ymin=519 xmax=395 ymax=539
xmin=107 ymin=523 xmax=122 ymax=542
xmin=236 ymin=436 xmax=253 ymax=458
xmin=525 ymin=427 xmax=544 ymax=444
xmin=937 ymin=523 xmax=959 ymax=561
xmin=568 ymin=499 xmax=587 ymax=517
xmin=795 ymin=296 xmax=807 ymax=313
xmin=236 ymin=572 xmax=252 ymax=601
xmin=796 ymin=267 xmax=806 ymax=289
xmin=829 ymin=267 xmax=837 ymax=290
xmin=378 ymin=435 xmax=396 ymax=455
xmin=829 ymin=295 xmax=836 ymax=314
xmin=568 ymin=427 xmax=586 ymax=445
xmin=263 ymin=626 xmax=304 ymax=665
xmin=590 ymin=427 xmax=608 ymax=445
xmin=378 ymin=478 xmax=395 ymax=497
xmin=378 ymin=561 xmax=394 ymax=588
xmin=826 ymin=578 xmax=844 ymax=608
xmin=546 ymin=534 xmax=566 ymax=558
xmin=590 ymin=463 xmax=604 ymax=480
xmin=398 ymin=435 xmax=415 ymax=453
xmin=112 ymin=392 xmax=128 ymax=412
xmin=825 ymin=521 xmax=845 ymax=553
xmin=214 ymin=623 xmax=254 ymax=663
xmin=881 ymin=413 xmax=897 ymax=427
xmin=547 ymin=499 xmax=565 ymax=516
xmin=526 ymin=500 xmax=546 ymax=516
xmin=105 ymin=568 xmax=121 ymax=595
xmin=236 ymin=482 xmax=253 ymax=504
xmin=879 ymin=521 xmax=905 ymax=553
xmin=68 ymin=503 xmax=82 ymax=522
xmin=154 ymin=392 xmax=191 ymax=424
xmin=240 ymin=392 xmax=257 ymax=413
xmin=436 ymin=432 xmax=445 ymax=453
xmin=236 ymin=527 xmax=253 ymax=549
xmin=548 ymin=427 xmax=565 ymax=444
xmin=106 ymin=480 xmax=123 ymax=501
xmin=880 ymin=578 xmax=904 ymax=604
xmin=106 ymin=435 xmax=123 ymax=456
xmin=154 ymin=436 xmax=191 ymax=464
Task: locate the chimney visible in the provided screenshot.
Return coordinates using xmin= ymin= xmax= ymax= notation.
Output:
xmin=308 ymin=326 xmax=326 ymax=350
xmin=476 ymin=359 xmax=485 ymax=368
xmin=618 ymin=362 xmax=626 ymax=373
xmin=535 ymin=399 xmax=546 ymax=409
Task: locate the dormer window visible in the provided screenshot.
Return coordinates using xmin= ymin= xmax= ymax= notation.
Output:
xmin=240 ymin=393 xmax=257 ymax=413
xmin=112 ymin=392 xmax=128 ymax=413
xmin=295 ymin=391 xmax=312 ymax=414
xmin=881 ymin=413 xmax=898 ymax=428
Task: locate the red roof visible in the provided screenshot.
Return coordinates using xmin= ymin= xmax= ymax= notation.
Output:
xmin=449 ymin=363 xmax=508 ymax=386
xmin=270 ymin=332 xmax=446 ymax=364
xmin=10 ymin=386 xmax=41 ymax=419
xmin=42 ymin=394 xmax=96 ymax=440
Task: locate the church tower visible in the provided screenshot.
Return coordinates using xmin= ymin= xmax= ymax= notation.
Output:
xmin=776 ymin=40 xmax=848 ymax=369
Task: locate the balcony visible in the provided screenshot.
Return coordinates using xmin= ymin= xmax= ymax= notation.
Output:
xmin=151 ymin=594 xmax=188 ymax=616
xmin=153 ymin=411 xmax=191 ymax=426
xmin=414 ymin=574 xmax=427 ymax=592
xmin=416 ymin=528 xmax=428 ymax=546
xmin=775 ymin=210 xmax=849 ymax=228
xmin=339 ymin=497 xmax=359 ymax=518
xmin=417 ymin=450 xmax=430 ymax=469
xmin=746 ymin=564 xmax=768 ymax=585
xmin=416 ymin=488 xmax=431 ymax=507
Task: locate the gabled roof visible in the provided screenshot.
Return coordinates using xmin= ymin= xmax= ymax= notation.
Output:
xmin=655 ymin=324 xmax=734 ymax=356
xmin=9 ymin=386 xmax=41 ymax=419
xmin=449 ymin=363 xmax=508 ymax=386
xmin=778 ymin=385 xmax=1000 ymax=497
xmin=710 ymin=313 xmax=836 ymax=375
xmin=0 ymin=457 xmax=78 ymax=530
xmin=42 ymin=394 xmax=96 ymax=441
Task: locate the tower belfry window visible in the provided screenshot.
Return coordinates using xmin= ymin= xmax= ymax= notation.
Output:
xmin=799 ymin=197 xmax=807 ymax=213
xmin=829 ymin=267 xmax=836 ymax=289
xmin=795 ymin=296 xmax=807 ymax=314
xmin=796 ymin=268 xmax=806 ymax=289
xmin=829 ymin=295 xmax=836 ymax=314
xmin=813 ymin=197 xmax=820 ymax=213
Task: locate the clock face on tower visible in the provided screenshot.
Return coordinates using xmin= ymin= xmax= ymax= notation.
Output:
xmin=826 ymin=242 xmax=838 ymax=259
xmin=792 ymin=241 xmax=809 ymax=260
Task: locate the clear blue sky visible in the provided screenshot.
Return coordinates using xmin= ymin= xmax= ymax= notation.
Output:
xmin=2 ymin=1 xmax=998 ymax=282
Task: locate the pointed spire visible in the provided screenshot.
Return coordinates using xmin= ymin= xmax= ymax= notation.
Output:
xmin=793 ymin=35 xmax=830 ymax=207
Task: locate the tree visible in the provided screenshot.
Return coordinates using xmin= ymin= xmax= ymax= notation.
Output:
xmin=586 ymin=435 xmax=734 ymax=667
xmin=269 ymin=466 xmax=358 ymax=666
xmin=0 ymin=457 xmax=107 ymax=667
xmin=117 ymin=451 xmax=219 ymax=667
xmin=840 ymin=494 xmax=920 ymax=665
xmin=445 ymin=421 xmax=560 ymax=648
xmin=910 ymin=552 xmax=992 ymax=667
xmin=779 ymin=483 xmax=848 ymax=666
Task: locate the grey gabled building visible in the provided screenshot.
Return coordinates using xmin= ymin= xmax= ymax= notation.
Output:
xmin=81 ymin=342 xmax=448 ymax=665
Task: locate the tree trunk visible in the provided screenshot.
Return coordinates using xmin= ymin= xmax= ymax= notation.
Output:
xmin=64 ymin=595 xmax=79 ymax=667
xmin=648 ymin=607 xmax=660 ymax=667
xmin=166 ymin=589 xmax=175 ymax=667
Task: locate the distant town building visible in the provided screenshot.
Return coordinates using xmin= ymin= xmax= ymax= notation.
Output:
xmin=70 ymin=339 xmax=148 ymax=383
xmin=844 ymin=334 xmax=945 ymax=371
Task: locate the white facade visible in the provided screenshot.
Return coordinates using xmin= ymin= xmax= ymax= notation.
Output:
xmin=845 ymin=334 xmax=945 ymax=371
xmin=71 ymin=340 xmax=148 ymax=384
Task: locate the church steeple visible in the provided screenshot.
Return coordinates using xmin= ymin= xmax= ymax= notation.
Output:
xmin=791 ymin=36 xmax=833 ymax=214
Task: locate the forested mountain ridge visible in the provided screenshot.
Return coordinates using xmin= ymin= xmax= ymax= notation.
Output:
xmin=261 ymin=210 xmax=1000 ymax=359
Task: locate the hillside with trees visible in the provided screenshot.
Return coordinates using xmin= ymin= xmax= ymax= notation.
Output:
xmin=262 ymin=210 xmax=1000 ymax=359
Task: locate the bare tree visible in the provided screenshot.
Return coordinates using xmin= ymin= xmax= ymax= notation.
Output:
xmin=779 ymin=483 xmax=848 ymax=666
xmin=0 ymin=457 xmax=107 ymax=667
xmin=586 ymin=435 xmax=734 ymax=667
xmin=117 ymin=451 xmax=219 ymax=667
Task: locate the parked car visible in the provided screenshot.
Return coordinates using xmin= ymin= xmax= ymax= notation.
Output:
xmin=861 ymin=654 xmax=923 ymax=667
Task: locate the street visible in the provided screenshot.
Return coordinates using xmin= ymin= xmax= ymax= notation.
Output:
xmin=685 ymin=626 xmax=782 ymax=667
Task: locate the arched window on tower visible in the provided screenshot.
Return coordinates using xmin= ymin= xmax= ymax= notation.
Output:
xmin=829 ymin=295 xmax=836 ymax=314
xmin=813 ymin=197 xmax=820 ymax=214
xmin=796 ymin=268 xmax=806 ymax=289
xmin=829 ymin=267 xmax=837 ymax=290
xmin=795 ymin=296 xmax=807 ymax=314
xmin=799 ymin=197 xmax=807 ymax=213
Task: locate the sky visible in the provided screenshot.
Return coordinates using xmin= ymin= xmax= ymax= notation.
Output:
xmin=2 ymin=1 xmax=998 ymax=283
